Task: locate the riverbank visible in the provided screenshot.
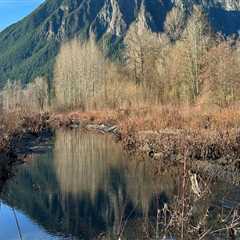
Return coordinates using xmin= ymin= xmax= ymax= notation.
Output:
xmin=51 ymin=106 xmax=240 ymax=155
xmin=0 ymin=107 xmax=240 ymax=239
xmin=50 ymin=106 xmax=240 ymax=182
xmin=0 ymin=112 xmax=52 ymax=157
xmin=1 ymin=106 xmax=240 ymax=181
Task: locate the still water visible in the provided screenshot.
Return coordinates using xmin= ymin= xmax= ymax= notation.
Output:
xmin=0 ymin=129 xmax=239 ymax=240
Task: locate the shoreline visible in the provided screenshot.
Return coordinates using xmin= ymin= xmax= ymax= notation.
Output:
xmin=0 ymin=110 xmax=240 ymax=183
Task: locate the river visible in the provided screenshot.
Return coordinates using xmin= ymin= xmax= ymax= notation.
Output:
xmin=0 ymin=129 xmax=239 ymax=240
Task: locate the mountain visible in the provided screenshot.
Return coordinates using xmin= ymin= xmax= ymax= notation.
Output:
xmin=0 ymin=0 xmax=240 ymax=86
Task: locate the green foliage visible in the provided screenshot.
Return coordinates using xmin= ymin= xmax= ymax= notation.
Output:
xmin=1 ymin=0 xmax=239 ymax=88
xmin=0 ymin=0 xmax=63 ymax=87
xmin=0 ymin=0 xmax=121 ymax=87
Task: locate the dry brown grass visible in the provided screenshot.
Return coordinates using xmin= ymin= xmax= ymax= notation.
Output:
xmin=51 ymin=105 xmax=240 ymax=164
xmin=50 ymin=104 xmax=240 ymax=133
xmin=0 ymin=110 xmax=50 ymax=152
xmin=118 ymin=105 xmax=240 ymax=135
xmin=115 ymin=105 xmax=240 ymax=163
xmin=1 ymin=103 xmax=240 ymax=160
xmin=50 ymin=110 xmax=120 ymax=127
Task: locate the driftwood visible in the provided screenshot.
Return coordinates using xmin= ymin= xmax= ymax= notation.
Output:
xmin=190 ymin=173 xmax=201 ymax=197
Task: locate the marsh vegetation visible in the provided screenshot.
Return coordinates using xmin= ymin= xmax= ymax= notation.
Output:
xmin=0 ymin=7 xmax=240 ymax=240
xmin=0 ymin=130 xmax=239 ymax=240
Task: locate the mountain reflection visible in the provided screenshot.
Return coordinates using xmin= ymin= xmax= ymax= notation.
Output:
xmin=0 ymin=130 xmax=180 ymax=239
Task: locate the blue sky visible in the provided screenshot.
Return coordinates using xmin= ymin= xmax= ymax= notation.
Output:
xmin=0 ymin=0 xmax=45 ymax=31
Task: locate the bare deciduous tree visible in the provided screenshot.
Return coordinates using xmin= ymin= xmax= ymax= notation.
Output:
xmin=164 ymin=6 xmax=186 ymax=41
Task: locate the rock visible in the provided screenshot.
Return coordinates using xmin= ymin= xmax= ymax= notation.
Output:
xmin=153 ymin=152 xmax=164 ymax=160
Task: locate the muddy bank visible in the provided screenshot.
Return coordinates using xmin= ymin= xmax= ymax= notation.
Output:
xmin=0 ymin=129 xmax=53 ymax=182
xmin=0 ymin=113 xmax=53 ymax=158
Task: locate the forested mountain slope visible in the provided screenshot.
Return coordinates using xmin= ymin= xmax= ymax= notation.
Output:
xmin=0 ymin=0 xmax=240 ymax=86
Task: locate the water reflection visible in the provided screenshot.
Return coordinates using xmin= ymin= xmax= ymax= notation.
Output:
xmin=0 ymin=203 xmax=67 ymax=240
xmin=53 ymin=130 xmax=179 ymax=238
xmin=0 ymin=129 xmax=239 ymax=239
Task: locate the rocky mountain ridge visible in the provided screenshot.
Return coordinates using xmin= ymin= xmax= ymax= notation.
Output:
xmin=0 ymin=0 xmax=240 ymax=85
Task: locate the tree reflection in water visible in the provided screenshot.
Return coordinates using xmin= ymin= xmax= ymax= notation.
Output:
xmin=53 ymin=130 xmax=178 ymax=238
xmin=0 ymin=129 xmax=239 ymax=239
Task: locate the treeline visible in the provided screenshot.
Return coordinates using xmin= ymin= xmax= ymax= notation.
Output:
xmin=1 ymin=6 xmax=240 ymax=112
xmin=124 ymin=6 xmax=240 ymax=107
xmin=0 ymin=77 xmax=49 ymax=112
xmin=53 ymin=39 xmax=143 ymax=110
xmin=53 ymin=6 xmax=240 ymax=110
